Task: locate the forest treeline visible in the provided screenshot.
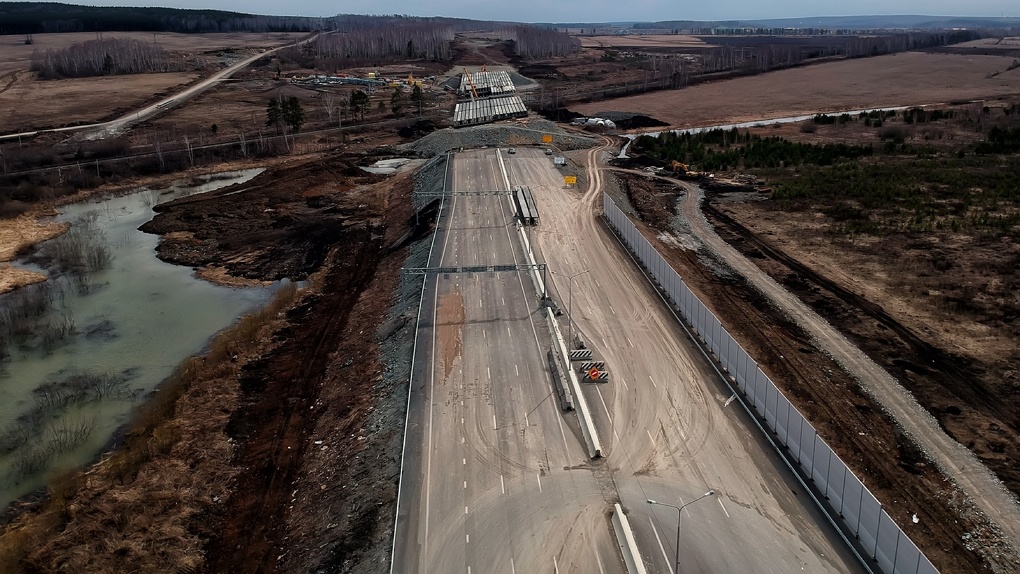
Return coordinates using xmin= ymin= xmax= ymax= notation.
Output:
xmin=0 ymin=2 xmax=322 ymax=34
xmin=290 ymin=22 xmax=455 ymax=70
xmin=30 ymin=38 xmax=185 ymax=79
xmin=499 ymin=26 xmax=581 ymax=59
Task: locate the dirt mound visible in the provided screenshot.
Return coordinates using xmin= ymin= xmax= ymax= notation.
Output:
xmin=140 ymin=156 xmax=386 ymax=282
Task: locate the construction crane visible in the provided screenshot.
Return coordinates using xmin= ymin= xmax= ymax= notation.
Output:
xmin=462 ymin=68 xmax=479 ymax=99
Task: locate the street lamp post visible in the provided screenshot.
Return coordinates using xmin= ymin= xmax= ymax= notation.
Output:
xmin=647 ymin=490 xmax=716 ymax=574
xmin=551 ymin=269 xmax=590 ymax=349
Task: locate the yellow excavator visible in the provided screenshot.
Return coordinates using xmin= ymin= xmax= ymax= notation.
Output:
xmin=670 ymin=160 xmax=691 ymax=175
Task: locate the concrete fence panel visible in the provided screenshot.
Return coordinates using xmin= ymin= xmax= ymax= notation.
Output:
xmin=765 ymin=379 xmax=779 ymax=431
xmin=811 ymin=435 xmax=832 ymax=487
xmin=876 ymin=511 xmax=900 ymax=572
xmin=858 ymin=487 xmax=883 ymax=557
xmin=799 ymin=421 xmax=816 ymax=474
xmin=600 ymin=193 xmax=938 ymax=574
xmin=841 ymin=473 xmax=864 ymax=535
xmin=786 ymin=407 xmax=805 ymax=460
xmin=774 ymin=394 xmax=791 ymax=445
xmin=894 ymin=531 xmax=922 ymax=574
xmin=826 ymin=454 xmax=848 ymax=514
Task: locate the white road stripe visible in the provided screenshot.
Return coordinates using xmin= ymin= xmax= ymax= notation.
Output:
xmin=627 ymin=336 xmax=634 ymax=348
xmin=649 ymin=517 xmax=676 ymax=574
xmin=507 ymin=326 xmax=512 ymax=337
xmin=463 ymin=481 xmax=467 ymax=489
xmin=619 ymin=377 xmax=628 ymax=390
xmin=649 ymin=375 xmax=657 ymax=388
xmin=463 ymin=457 xmax=466 ymax=465
xmin=511 ymin=557 xmax=516 ymax=574
xmin=596 ymin=387 xmax=614 ymax=428
xmin=493 ymin=414 xmax=497 ymax=429
xmin=537 ymin=473 xmax=543 ymax=492
xmin=465 ymin=506 xmax=469 ymax=514
xmin=647 ymin=429 xmax=656 ymax=446
xmin=515 ymin=364 xmax=519 ymax=376
xmin=487 ymin=367 xmax=491 ymax=379
xmin=718 ymin=497 xmax=731 ymax=518
xmin=482 ymin=329 xmax=486 ymax=338
xmin=609 ymin=304 xmax=615 ymax=315
xmin=466 ymin=534 xmax=470 ymax=543
xmin=501 ymin=474 xmax=506 ymax=494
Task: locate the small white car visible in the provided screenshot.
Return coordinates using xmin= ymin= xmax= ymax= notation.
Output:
xmin=508 ymin=147 xmax=516 ymax=154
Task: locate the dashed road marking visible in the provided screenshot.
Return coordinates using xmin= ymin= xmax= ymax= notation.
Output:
xmin=536 ymin=473 xmax=543 ymax=492
xmin=649 ymin=375 xmax=657 ymax=388
xmin=647 ymin=429 xmax=656 ymax=446
xmin=718 ymin=497 xmax=730 ymax=518
xmin=501 ymin=474 xmax=506 ymax=494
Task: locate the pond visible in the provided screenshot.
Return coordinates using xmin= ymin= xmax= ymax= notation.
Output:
xmin=0 ymin=169 xmax=273 ymax=511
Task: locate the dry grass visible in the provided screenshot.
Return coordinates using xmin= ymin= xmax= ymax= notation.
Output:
xmin=0 ymin=72 xmax=200 ymax=133
xmin=578 ymin=34 xmax=711 ymax=48
xmin=0 ymin=31 xmax=304 ymax=76
xmin=575 ymin=51 xmax=1020 ymax=128
xmin=953 ymin=37 xmax=1020 ymax=49
xmin=0 ymin=281 xmax=302 ymax=573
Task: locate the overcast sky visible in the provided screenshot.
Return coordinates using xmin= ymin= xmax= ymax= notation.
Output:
xmin=11 ymin=1 xmax=1019 ymax=22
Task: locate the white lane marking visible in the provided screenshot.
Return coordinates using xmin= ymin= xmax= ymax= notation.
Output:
xmin=609 ymin=304 xmax=616 ymax=315
xmin=502 ymin=297 xmax=505 ymax=306
xmin=724 ymin=393 xmax=737 ymax=408
xmin=595 ymin=279 xmax=602 ymax=288
xmin=479 ymin=298 xmax=482 ymax=308
xmin=501 ymin=474 xmax=506 ymax=494
xmin=601 ymin=337 xmax=608 ymax=347
xmin=515 ymin=364 xmax=519 ymax=376
xmin=556 ymin=406 xmax=570 ymax=456
xmin=463 ymin=457 xmax=467 ymax=465
xmin=595 ymin=547 xmax=607 ymax=574
xmin=461 ymin=417 xmax=465 ymax=424
xmin=649 ymin=375 xmax=658 ymax=388
xmin=461 ymin=400 xmax=464 ymax=406
xmin=468 ymin=567 xmax=471 ymax=574
xmin=647 ymin=429 xmax=656 ymax=446
xmin=627 ymin=336 xmax=634 ymax=348
xmin=465 ymin=506 xmax=469 ymax=514
xmin=718 ymin=497 xmax=731 ymax=518
xmin=461 ymin=436 xmax=465 ymax=444
xmin=553 ymin=556 xmax=559 ymax=573
xmin=524 ymin=411 xmax=530 ymax=426
xmin=482 ymin=329 xmax=486 ymax=339
xmin=536 ymin=473 xmax=543 ymax=492
xmin=619 ymin=376 xmax=628 ymax=390
xmin=507 ymin=326 xmax=512 ymax=337
xmin=466 ymin=534 xmax=470 ymax=543
xmin=596 ymin=387 xmax=613 ymax=426
xmin=487 ymin=367 xmax=491 ymax=379
xmin=511 ymin=557 xmax=516 ymax=574
xmin=463 ymin=481 xmax=467 ymax=489
xmin=493 ymin=414 xmax=497 ymax=429
xmin=649 ymin=517 xmax=676 ymax=574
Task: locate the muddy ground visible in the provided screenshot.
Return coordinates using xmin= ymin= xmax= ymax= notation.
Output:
xmin=611 ymin=171 xmax=1006 ymax=572
xmin=0 ymin=151 xmax=429 ymax=573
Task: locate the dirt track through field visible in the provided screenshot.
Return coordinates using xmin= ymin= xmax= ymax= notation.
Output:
xmin=660 ymin=175 xmax=1020 ymax=560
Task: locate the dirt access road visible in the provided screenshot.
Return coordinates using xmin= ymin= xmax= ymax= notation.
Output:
xmin=513 ymin=144 xmax=859 ymax=573
xmin=609 ymin=166 xmax=1020 ymax=571
xmin=0 ymin=33 xmax=318 ymax=142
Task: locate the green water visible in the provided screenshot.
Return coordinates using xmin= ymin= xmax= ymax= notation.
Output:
xmin=0 ymin=170 xmax=272 ymax=511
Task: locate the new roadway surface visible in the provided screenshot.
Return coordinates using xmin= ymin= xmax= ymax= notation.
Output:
xmin=393 ymin=146 xmax=862 ymax=574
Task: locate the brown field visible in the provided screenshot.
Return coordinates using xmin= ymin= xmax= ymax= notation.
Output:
xmin=954 ymin=37 xmax=1020 ymax=49
xmin=578 ymin=34 xmax=710 ymax=48
xmin=0 ymin=72 xmax=200 ymax=133
xmin=575 ymin=51 xmax=1020 ymax=128
xmin=0 ymin=31 xmax=304 ymax=75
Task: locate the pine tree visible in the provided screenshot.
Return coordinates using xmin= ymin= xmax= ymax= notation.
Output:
xmin=283 ymin=96 xmax=304 ymax=132
xmin=266 ymin=98 xmax=283 ymax=134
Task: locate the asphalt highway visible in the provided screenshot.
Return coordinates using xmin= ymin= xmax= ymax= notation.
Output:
xmin=393 ymin=146 xmax=862 ymax=574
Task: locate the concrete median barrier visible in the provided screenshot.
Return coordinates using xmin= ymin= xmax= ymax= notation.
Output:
xmin=612 ymin=503 xmax=648 ymax=574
